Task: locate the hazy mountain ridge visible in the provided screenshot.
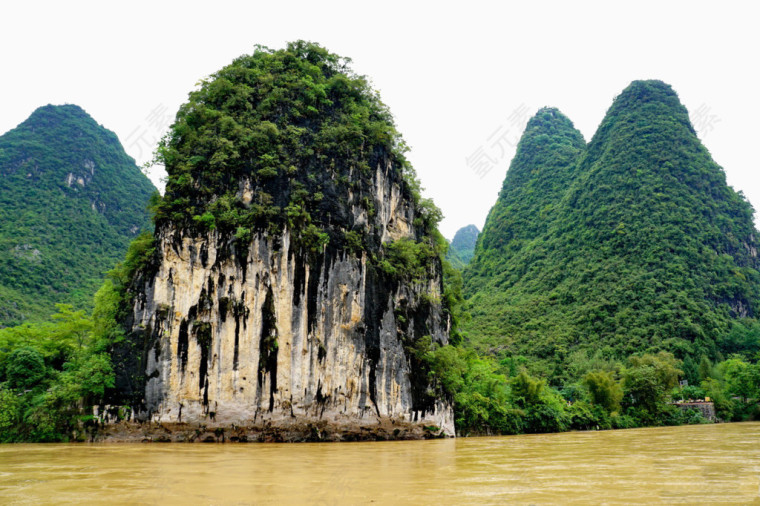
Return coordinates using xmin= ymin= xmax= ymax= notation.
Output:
xmin=446 ymin=224 xmax=480 ymax=268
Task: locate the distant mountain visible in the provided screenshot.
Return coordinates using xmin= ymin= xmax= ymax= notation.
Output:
xmin=463 ymin=81 xmax=760 ymax=373
xmin=446 ymin=224 xmax=479 ymax=268
xmin=0 ymin=104 xmax=156 ymax=326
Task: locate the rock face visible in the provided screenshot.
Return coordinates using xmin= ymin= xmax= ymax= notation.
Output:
xmin=106 ymin=43 xmax=454 ymax=440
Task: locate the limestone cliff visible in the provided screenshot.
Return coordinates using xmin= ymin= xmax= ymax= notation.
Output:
xmin=103 ymin=42 xmax=454 ymax=441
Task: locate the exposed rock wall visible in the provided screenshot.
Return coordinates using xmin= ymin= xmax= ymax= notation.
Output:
xmin=109 ymin=160 xmax=454 ymax=440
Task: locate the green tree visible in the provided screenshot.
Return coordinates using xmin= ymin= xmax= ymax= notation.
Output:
xmin=719 ymin=358 xmax=760 ymax=402
xmin=51 ymin=304 xmax=94 ymax=349
xmin=583 ymin=370 xmax=623 ymax=413
xmin=623 ymin=352 xmax=682 ymax=413
xmin=0 ymin=388 xmax=21 ymax=442
xmin=422 ymin=344 xmax=524 ymax=435
xmin=0 ymin=299 xmax=115 ymax=442
xmin=681 ymin=355 xmax=699 ymax=386
xmin=623 ymin=366 xmax=662 ymax=413
xmin=701 ymin=377 xmax=734 ymax=420
xmin=4 ymin=347 xmax=46 ymax=390
xmin=628 ymin=352 xmax=682 ymax=390
xmin=719 ymin=321 xmax=760 ymax=360
xmin=698 ymin=355 xmax=713 ymax=381
xmin=509 ymin=370 xmax=544 ymax=407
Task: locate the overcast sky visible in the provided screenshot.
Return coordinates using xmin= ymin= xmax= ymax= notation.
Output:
xmin=2 ymin=0 xmax=757 ymax=239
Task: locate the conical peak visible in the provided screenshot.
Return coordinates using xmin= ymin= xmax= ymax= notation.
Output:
xmin=504 ymin=106 xmax=585 ymax=185
xmin=451 ymin=224 xmax=479 ymax=250
xmin=25 ymin=104 xmax=92 ymax=126
xmin=532 ymin=106 xmax=569 ymax=121
xmin=34 ymin=103 xmax=88 ymax=116
xmin=464 ymin=79 xmax=760 ymax=368
xmin=469 ymin=107 xmax=586 ymax=260
xmin=521 ymin=107 xmax=585 ymax=143
xmin=6 ymin=104 xmax=99 ymax=141
xmin=585 ymin=80 xmax=696 ymax=154
xmin=606 ymin=80 xmax=692 ymax=126
xmin=620 ymin=79 xmax=677 ymax=100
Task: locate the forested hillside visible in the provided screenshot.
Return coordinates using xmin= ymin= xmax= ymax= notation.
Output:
xmin=463 ymin=81 xmax=760 ymax=379
xmin=0 ymin=105 xmax=156 ymax=326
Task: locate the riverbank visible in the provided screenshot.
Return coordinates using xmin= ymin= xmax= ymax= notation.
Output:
xmin=93 ymin=419 xmax=449 ymax=443
xmin=89 ymin=412 xmax=715 ymax=443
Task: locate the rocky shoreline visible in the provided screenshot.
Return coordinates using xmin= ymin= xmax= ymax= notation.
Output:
xmin=92 ymin=419 xmax=451 ymax=443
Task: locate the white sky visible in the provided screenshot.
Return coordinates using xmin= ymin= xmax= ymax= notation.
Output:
xmin=1 ymin=0 xmax=757 ymax=239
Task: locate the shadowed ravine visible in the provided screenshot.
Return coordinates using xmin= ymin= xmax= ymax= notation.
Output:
xmin=2 ymin=422 xmax=759 ymax=504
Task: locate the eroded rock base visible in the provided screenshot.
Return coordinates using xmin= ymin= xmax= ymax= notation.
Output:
xmin=93 ymin=419 xmax=450 ymax=443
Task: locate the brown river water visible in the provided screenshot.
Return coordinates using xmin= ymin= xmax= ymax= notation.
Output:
xmin=1 ymin=422 xmax=759 ymax=505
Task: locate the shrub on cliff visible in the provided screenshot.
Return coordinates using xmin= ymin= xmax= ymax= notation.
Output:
xmin=148 ymin=41 xmax=442 ymax=271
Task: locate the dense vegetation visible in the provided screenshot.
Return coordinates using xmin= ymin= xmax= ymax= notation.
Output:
xmin=446 ymin=224 xmax=479 ymax=269
xmin=149 ymin=41 xmax=443 ymax=262
xmin=463 ymin=81 xmax=760 ymax=380
xmin=469 ymin=107 xmax=585 ymax=267
xmin=0 ymin=228 xmax=163 ymax=442
xmin=0 ymin=105 xmax=156 ymax=326
xmin=0 ymin=304 xmax=114 ymax=441
xmin=419 ymin=340 xmax=760 ymax=435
